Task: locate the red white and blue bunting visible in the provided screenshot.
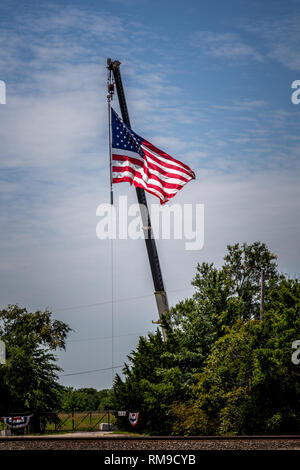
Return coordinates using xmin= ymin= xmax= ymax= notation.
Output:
xmin=128 ymin=412 xmax=139 ymax=427
xmin=1 ymin=415 xmax=32 ymax=429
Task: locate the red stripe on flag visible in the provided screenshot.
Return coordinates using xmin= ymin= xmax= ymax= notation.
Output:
xmin=143 ymin=140 xmax=195 ymax=177
xmin=113 ymin=166 xmax=187 ymax=191
xmin=112 ymin=154 xmax=143 ymax=167
xmin=143 ymin=160 xmax=190 ymax=183
xmin=143 ymin=149 xmax=194 ymax=179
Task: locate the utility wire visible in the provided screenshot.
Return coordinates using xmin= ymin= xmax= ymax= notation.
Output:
xmin=61 ymin=365 xmax=123 ymax=377
xmin=66 ymin=331 xmax=144 ymax=343
xmin=46 ymin=286 xmax=194 ymax=313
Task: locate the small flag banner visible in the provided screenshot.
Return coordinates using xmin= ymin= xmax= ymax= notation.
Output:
xmin=1 ymin=415 xmax=32 ymax=429
xmin=128 ymin=412 xmax=139 ymax=427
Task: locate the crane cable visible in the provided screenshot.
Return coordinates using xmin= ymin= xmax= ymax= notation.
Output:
xmin=107 ymin=66 xmax=115 ymax=387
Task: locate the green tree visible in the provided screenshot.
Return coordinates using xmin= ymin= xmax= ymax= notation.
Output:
xmin=60 ymin=387 xmax=114 ymax=411
xmin=167 ymin=242 xmax=279 ymax=369
xmin=222 ymin=242 xmax=278 ymax=320
xmin=98 ymin=388 xmax=114 ymax=410
xmin=112 ymin=242 xmax=299 ymax=435
xmin=112 ymin=331 xmax=172 ymax=433
xmin=0 ymin=305 xmax=71 ymax=432
xmin=172 ymin=278 xmax=300 ymax=435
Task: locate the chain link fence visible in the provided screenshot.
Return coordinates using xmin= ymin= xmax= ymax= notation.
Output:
xmin=0 ymin=410 xmax=117 ymax=434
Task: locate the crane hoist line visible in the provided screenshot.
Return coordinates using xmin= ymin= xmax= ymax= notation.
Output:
xmin=106 ymin=58 xmax=168 ymax=342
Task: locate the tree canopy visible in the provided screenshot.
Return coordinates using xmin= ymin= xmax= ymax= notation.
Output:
xmin=0 ymin=305 xmax=71 ymax=431
xmin=60 ymin=387 xmax=114 ymax=411
xmin=112 ymin=242 xmax=300 ymax=434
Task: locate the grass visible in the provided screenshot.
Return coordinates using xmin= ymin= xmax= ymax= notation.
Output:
xmin=45 ymin=411 xmax=116 ymax=432
xmin=1 ymin=411 xmax=117 ymax=434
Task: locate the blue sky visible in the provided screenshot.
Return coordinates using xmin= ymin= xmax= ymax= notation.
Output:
xmin=0 ymin=0 xmax=300 ymax=389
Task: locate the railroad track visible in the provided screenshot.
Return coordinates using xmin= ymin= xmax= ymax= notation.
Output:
xmin=0 ymin=434 xmax=299 ymax=451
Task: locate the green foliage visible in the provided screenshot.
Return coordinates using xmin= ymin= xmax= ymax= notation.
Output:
xmin=172 ymin=278 xmax=300 ymax=435
xmin=112 ymin=242 xmax=300 ymax=435
xmin=0 ymin=305 xmax=71 ymax=431
xmin=222 ymin=242 xmax=278 ymax=319
xmin=60 ymin=387 xmax=114 ymax=411
xmin=112 ymin=332 xmax=171 ymax=433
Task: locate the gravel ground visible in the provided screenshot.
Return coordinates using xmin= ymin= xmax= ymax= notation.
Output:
xmin=0 ymin=436 xmax=299 ymax=451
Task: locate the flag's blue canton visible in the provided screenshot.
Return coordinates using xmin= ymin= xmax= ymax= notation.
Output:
xmin=111 ymin=108 xmax=144 ymax=158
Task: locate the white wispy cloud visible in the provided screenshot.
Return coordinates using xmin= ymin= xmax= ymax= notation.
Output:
xmin=191 ymin=31 xmax=263 ymax=62
xmin=191 ymin=11 xmax=300 ymax=72
xmin=1 ymin=3 xmax=300 ymax=388
xmin=212 ymin=100 xmax=267 ymax=111
xmin=245 ymin=14 xmax=300 ymax=71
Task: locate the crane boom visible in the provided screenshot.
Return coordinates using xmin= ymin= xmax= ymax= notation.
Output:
xmin=107 ymin=58 xmax=168 ymax=341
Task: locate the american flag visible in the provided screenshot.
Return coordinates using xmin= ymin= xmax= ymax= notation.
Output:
xmin=111 ymin=108 xmax=195 ymax=204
